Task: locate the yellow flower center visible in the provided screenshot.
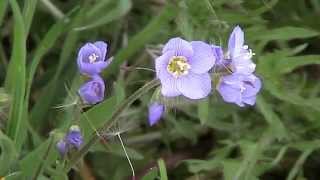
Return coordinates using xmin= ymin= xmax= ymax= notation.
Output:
xmin=88 ymin=53 xmax=99 ymax=63
xmin=167 ymin=56 xmax=190 ymax=77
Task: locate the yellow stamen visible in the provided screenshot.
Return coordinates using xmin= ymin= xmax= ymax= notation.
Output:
xmin=167 ymin=56 xmax=190 ymax=77
xmin=88 ymin=53 xmax=99 ymax=63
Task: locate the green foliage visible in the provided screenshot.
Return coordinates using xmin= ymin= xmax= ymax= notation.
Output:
xmin=0 ymin=0 xmax=320 ymax=179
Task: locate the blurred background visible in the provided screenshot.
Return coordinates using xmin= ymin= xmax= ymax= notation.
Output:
xmin=1 ymin=0 xmax=320 ymax=179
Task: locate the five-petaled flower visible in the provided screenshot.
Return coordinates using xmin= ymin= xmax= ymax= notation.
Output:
xmin=155 ymin=37 xmax=216 ymax=99
xmin=148 ymin=102 xmax=165 ymax=126
xmin=77 ymin=41 xmax=110 ymax=76
xmin=78 ymin=75 xmax=105 ymax=104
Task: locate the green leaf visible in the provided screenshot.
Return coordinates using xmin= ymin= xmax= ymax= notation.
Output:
xmin=5 ymin=0 xmax=27 ymax=151
xmin=222 ymin=160 xmax=242 ymax=180
xmin=287 ymin=149 xmax=314 ymax=180
xmin=275 ymin=55 xmax=320 ymax=74
xmin=94 ymin=143 xmax=144 ymax=160
xmin=256 ymin=96 xmax=288 ymax=140
xmin=258 ymin=53 xmax=320 ymax=112
xmin=29 ymin=7 xmax=84 ymax=132
xmin=22 ymin=0 xmax=38 ymax=34
xmin=169 ymin=117 xmax=197 ymax=143
xmin=0 ymin=131 xmax=18 ymax=176
xmin=0 ymin=0 xmax=8 ymax=26
xmin=25 ymin=19 xmax=67 ymax=145
xmin=80 ymin=95 xmax=118 ymax=140
xmin=197 ymin=99 xmax=209 ymax=124
xmin=103 ymin=3 xmax=177 ymax=77
xmin=20 ymin=137 xmax=57 ymax=179
xmin=114 ymin=81 xmax=126 ymax=105
xmin=75 ymin=0 xmax=132 ymax=31
xmin=254 ymin=27 xmax=319 ymax=41
xmin=4 ymin=172 xmax=22 ymax=180
xmin=158 ymin=159 xmax=168 ymax=180
xmin=142 ymin=168 xmax=158 ymax=180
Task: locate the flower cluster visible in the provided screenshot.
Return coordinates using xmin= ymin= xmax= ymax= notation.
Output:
xmin=77 ymin=41 xmax=110 ymax=104
xmin=56 ymin=125 xmax=83 ymax=157
xmin=149 ymin=25 xmax=262 ymax=125
xmin=215 ymin=26 xmax=261 ymax=107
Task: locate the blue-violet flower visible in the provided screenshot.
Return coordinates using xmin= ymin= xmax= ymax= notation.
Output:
xmin=148 ymin=102 xmax=165 ymax=126
xmin=56 ymin=139 xmax=67 ymax=156
xmin=56 ymin=125 xmax=83 ymax=157
xmin=155 ymin=37 xmax=215 ymax=99
xmin=227 ymin=26 xmax=256 ymax=75
xmin=77 ymin=41 xmax=110 ymax=76
xmin=217 ymin=73 xmax=261 ymax=107
xmin=65 ymin=125 xmax=83 ymax=149
xmin=78 ymin=75 xmax=105 ymax=104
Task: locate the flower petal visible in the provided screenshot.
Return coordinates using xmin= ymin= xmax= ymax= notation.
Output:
xmin=243 ymin=96 xmax=256 ymax=106
xmin=78 ymin=75 xmax=105 ymax=104
xmin=228 ymin=25 xmax=244 ymax=57
xmin=94 ymin=41 xmax=108 ymax=61
xmin=155 ymin=51 xmax=181 ymax=97
xmin=232 ymin=57 xmax=256 ymax=75
xmin=148 ymin=102 xmax=165 ymax=126
xmin=177 ymin=72 xmax=211 ymax=99
xmin=77 ymin=42 xmax=109 ymax=75
xmin=188 ymin=41 xmax=216 ymax=74
xmin=217 ymin=81 xmax=242 ymax=105
xmin=243 ymin=75 xmax=262 ymax=97
xmin=162 ymin=37 xmax=193 ymax=58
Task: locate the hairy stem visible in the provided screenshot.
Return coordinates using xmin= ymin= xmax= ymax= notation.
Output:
xmin=64 ymin=79 xmax=160 ymax=172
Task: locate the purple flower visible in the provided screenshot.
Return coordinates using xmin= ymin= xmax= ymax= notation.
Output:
xmin=77 ymin=41 xmax=110 ymax=76
xmin=65 ymin=125 xmax=83 ymax=149
xmin=155 ymin=38 xmax=215 ymax=99
xmin=227 ymin=26 xmax=256 ymax=75
xmin=78 ymin=75 xmax=105 ymax=104
xmin=217 ymin=73 xmax=261 ymax=107
xmin=56 ymin=139 xmax=67 ymax=156
xmin=148 ymin=102 xmax=165 ymax=126
xmin=56 ymin=125 xmax=83 ymax=157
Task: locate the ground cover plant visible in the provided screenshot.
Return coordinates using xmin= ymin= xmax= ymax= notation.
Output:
xmin=0 ymin=0 xmax=320 ymax=179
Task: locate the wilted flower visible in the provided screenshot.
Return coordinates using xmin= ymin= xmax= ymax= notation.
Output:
xmin=56 ymin=125 xmax=83 ymax=157
xmin=78 ymin=75 xmax=105 ymax=104
xmin=217 ymin=73 xmax=261 ymax=107
xmin=155 ymin=37 xmax=215 ymax=99
xmin=227 ymin=26 xmax=256 ymax=75
xmin=77 ymin=41 xmax=110 ymax=76
xmin=148 ymin=102 xmax=165 ymax=126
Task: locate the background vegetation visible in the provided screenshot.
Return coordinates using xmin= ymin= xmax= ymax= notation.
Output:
xmin=0 ymin=0 xmax=320 ymax=179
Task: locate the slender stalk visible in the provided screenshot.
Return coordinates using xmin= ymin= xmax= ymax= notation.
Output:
xmin=40 ymin=0 xmax=65 ymax=20
xmin=64 ymin=79 xmax=160 ymax=171
xmin=117 ymin=133 xmax=135 ymax=179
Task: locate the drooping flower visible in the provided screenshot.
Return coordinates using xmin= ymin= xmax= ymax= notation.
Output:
xmin=56 ymin=139 xmax=67 ymax=156
xmin=227 ymin=26 xmax=256 ymax=75
xmin=77 ymin=41 xmax=110 ymax=76
xmin=155 ymin=38 xmax=215 ymax=99
xmin=217 ymin=73 xmax=261 ymax=107
xmin=148 ymin=102 xmax=165 ymax=126
xmin=56 ymin=125 xmax=83 ymax=157
xmin=78 ymin=75 xmax=105 ymax=104
xmin=65 ymin=125 xmax=83 ymax=149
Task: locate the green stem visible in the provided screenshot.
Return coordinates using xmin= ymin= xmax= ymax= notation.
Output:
xmin=64 ymin=79 xmax=160 ymax=172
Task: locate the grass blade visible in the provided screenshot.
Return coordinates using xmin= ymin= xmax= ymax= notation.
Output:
xmin=103 ymin=3 xmax=177 ymax=77
xmin=5 ymin=0 xmax=27 ymax=151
